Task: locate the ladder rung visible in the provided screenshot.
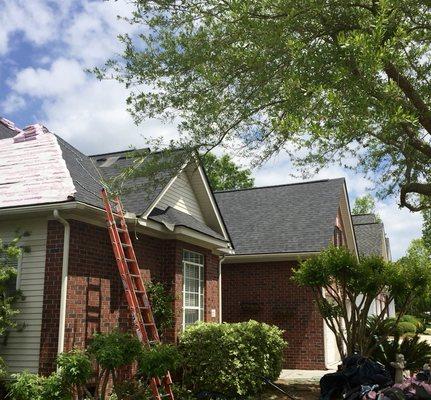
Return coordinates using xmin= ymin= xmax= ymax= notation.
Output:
xmin=160 ymin=394 xmax=171 ymax=398
xmin=117 ymin=227 xmax=127 ymax=233
xmin=143 ymin=323 xmax=156 ymax=326
xmin=125 ymin=258 xmax=136 ymax=263
xmin=121 ymin=243 xmax=132 ymax=248
xmin=130 ymin=274 xmax=141 ymax=278
xmin=148 ymin=340 xmax=159 ymax=346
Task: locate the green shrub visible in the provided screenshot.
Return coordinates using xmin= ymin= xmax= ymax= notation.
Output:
xmin=400 ymin=315 xmax=425 ymax=333
xmin=88 ymin=330 xmax=142 ymax=371
xmin=145 ymin=281 xmax=175 ymax=335
xmin=41 ymin=373 xmax=71 ymax=400
xmin=395 ymin=321 xmax=417 ymax=335
xmin=138 ymin=344 xmax=182 ymax=379
xmin=180 ymin=320 xmax=286 ymax=396
xmin=372 ymin=335 xmax=431 ymax=372
xmin=57 ymin=349 xmax=92 ymax=388
xmin=7 ymin=371 xmax=44 ymax=400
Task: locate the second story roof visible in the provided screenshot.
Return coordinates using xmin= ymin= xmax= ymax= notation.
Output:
xmin=215 ymin=179 xmax=350 ymax=255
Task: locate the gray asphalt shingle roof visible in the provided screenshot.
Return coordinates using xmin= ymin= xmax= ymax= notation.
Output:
xmin=89 ymin=149 xmax=178 ymax=216
xmin=214 ymin=178 xmax=345 ymax=255
xmin=0 ymin=123 xmax=15 ymax=139
xmin=56 ymin=142 xmax=225 ymax=241
xmin=56 ymin=136 xmax=104 ymax=208
xmin=149 ymin=207 xmax=225 ymax=240
xmin=352 ymin=214 xmax=386 ymax=258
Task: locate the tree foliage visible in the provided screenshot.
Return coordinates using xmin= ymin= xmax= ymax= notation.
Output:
xmin=293 ymin=245 xmax=431 ymax=359
xmin=396 ymin=239 xmax=431 ymax=319
xmin=201 ymin=153 xmax=254 ymax=191
xmin=98 ymin=0 xmax=431 ymax=211
xmin=352 ymin=194 xmax=377 ymax=215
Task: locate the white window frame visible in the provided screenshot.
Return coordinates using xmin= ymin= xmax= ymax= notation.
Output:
xmin=182 ymin=250 xmax=204 ymax=330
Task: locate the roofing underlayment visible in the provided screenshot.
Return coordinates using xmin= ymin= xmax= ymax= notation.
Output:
xmin=0 ymin=119 xmax=76 ymax=208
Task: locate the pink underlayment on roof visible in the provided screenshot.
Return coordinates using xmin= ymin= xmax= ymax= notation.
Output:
xmin=0 ymin=118 xmax=76 ymax=208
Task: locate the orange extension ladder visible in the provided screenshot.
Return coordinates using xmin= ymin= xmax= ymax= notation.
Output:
xmin=101 ymin=188 xmax=175 ymax=400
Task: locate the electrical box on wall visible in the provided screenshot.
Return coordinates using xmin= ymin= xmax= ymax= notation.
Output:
xmin=211 ymin=309 xmax=216 ymax=318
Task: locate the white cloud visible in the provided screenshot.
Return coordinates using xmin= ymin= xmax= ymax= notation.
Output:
xmin=1 ymin=93 xmax=26 ymax=114
xmin=11 ymin=58 xmax=86 ymax=97
xmin=0 ymin=0 xmax=72 ymax=54
xmin=64 ymin=0 xmax=137 ymax=66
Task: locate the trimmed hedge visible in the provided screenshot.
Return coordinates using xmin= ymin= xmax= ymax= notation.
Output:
xmin=180 ymin=320 xmax=287 ymax=396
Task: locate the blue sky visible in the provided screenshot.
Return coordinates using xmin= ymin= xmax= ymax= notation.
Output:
xmin=0 ymin=0 xmax=423 ymax=259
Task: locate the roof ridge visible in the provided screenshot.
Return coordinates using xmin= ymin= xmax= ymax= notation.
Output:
xmin=352 ymin=213 xmax=376 ymax=216
xmin=353 ymin=222 xmax=382 ymax=226
xmin=214 ymin=177 xmax=345 ymax=194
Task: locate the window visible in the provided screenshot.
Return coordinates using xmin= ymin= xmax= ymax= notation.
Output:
xmin=183 ymin=250 xmax=204 ymax=329
xmin=334 ymin=226 xmax=343 ymax=247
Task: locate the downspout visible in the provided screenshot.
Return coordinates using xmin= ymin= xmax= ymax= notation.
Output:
xmin=53 ymin=209 xmax=70 ymax=356
xmin=219 ymin=255 xmax=225 ymax=322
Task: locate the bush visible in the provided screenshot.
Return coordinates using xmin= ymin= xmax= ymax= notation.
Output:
xmin=57 ymin=349 xmax=92 ymax=388
xmin=87 ymin=330 xmax=142 ymax=371
xmin=180 ymin=320 xmax=286 ymax=396
xmin=138 ymin=344 xmax=182 ymax=379
xmin=7 ymin=371 xmax=45 ymax=400
xmin=372 ymin=335 xmax=431 ymax=373
xmin=400 ymin=314 xmax=426 ymax=334
xmin=395 ymin=321 xmax=417 ymax=335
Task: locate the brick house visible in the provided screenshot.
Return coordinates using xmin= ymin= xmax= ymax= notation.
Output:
xmin=215 ymin=182 xmax=392 ymax=369
xmin=0 ymin=118 xmax=392 ymax=374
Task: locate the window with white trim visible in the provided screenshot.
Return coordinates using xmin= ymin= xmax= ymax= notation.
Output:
xmin=183 ymin=250 xmax=204 ymax=329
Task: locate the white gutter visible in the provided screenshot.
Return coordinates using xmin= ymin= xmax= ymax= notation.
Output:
xmin=218 ymin=255 xmax=225 ymax=322
xmin=53 ymin=209 xmax=70 ymax=355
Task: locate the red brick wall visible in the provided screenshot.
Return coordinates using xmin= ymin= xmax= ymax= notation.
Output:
xmin=40 ymin=219 xmax=220 ymax=374
xmin=222 ymin=260 xmax=326 ymax=370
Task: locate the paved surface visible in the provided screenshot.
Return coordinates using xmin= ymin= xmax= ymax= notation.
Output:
xmin=278 ymin=369 xmax=336 ymax=384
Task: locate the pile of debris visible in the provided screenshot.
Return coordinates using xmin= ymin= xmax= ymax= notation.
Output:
xmin=320 ymin=354 xmax=431 ymax=400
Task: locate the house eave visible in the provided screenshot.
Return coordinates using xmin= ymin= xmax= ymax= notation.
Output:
xmin=222 ymin=251 xmax=320 ymax=264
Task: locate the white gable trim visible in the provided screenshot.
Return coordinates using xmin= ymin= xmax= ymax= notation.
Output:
xmin=195 ymin=164 xmax=230 ymax=242
xmin=141 ymin=158 xmax=231 ymax=243
xmin=340 ymin=182 xmax=359 ymax=258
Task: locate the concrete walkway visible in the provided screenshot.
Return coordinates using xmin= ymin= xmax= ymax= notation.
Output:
xmin=278 ymin=369 xmax=336 ymax=384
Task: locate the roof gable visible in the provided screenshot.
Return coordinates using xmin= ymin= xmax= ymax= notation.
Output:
xmin=215 ymin=179 xmax=345 ymax=255
xmin=352 ymin=214 xmax=389 ymax=259
xmin=155 ymin=170 xmax=205 ymax=223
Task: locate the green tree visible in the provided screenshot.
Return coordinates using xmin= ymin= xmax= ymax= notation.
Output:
xmin=422 ymin=208 xmax=431 ymax=251
xmin=352 ymin=194 xmax=377 ymax=215
xmin=293 ymin=245 xmax=431 ymax=359
xmin=98 ymin=0 xmax=431 ymax=211
xmin=201 ymin=153 xmax=254 ymax=191
xmin=396 ymin=239 xmax=431 ymax=319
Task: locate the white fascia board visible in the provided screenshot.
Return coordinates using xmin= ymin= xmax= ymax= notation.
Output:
xmin=137 ymin=217 xmax=231 ymax=251
xmin=222 ymin=251 xmax=320 ymax=264
xmin=196 ymin=163 xmax=230 ymax=242
xmin=341 ymin=182 xmax=359 ymax=259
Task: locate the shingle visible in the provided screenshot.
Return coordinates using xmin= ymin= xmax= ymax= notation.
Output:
xmin=0 ymin=123 xmax=15 ymax=139
xmin=352 ymin=214 xmax=385 ymax=258
xmin=89 ymin=149 xmax=184 ymax=215
xmin=149 ymin=207 xmax=225 ymax=240
xmin=214 ymin=179 xmax=345 ymax=255
xmin=351 ymin=214 xmax=376 ymax=224
xmin=56 ymin=136 xmax=104 ymax=208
